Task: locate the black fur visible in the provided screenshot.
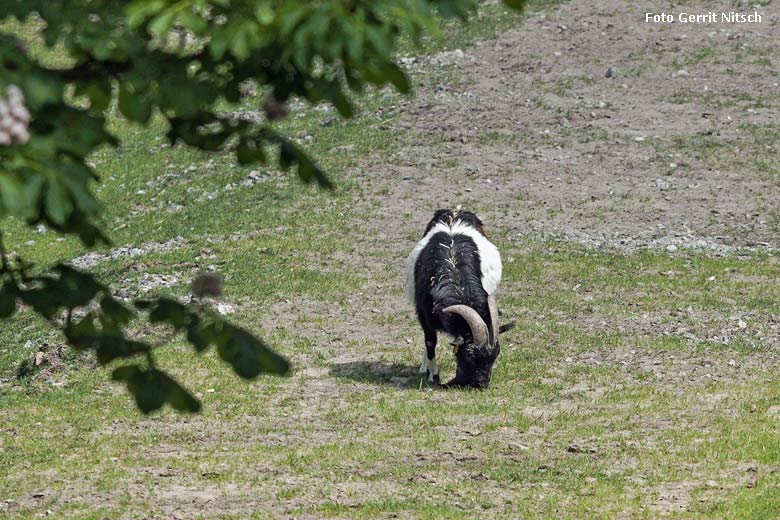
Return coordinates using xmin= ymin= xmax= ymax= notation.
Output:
xmin=413 ymin=209 xmax=499 ymax=389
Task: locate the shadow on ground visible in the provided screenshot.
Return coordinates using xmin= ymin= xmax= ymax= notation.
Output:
xmin=330 ymin=361 xmax=428 ymax=389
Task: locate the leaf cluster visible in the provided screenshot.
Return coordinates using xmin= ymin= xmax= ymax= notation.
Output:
xmin=0 ymin=249 xmax=289 ymax=412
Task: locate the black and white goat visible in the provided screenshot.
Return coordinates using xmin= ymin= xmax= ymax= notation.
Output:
xmin=406 ymin=209 xmax=513 ymax=388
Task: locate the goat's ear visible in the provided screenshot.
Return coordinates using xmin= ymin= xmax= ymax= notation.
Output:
xmin=499 ymin=320 xmax=516 ymax=334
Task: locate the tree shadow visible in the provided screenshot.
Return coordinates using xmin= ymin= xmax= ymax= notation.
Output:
xmin=330 ymin=361 xmax=428 ymax=389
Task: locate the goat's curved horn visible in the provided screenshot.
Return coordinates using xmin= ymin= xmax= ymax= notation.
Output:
xmin=443 ymin=305 xmax=489 ymax=347
xmin=488 ymin=294 xmax=499 ymax=346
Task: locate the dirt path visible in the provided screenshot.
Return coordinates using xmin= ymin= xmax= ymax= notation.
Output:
xmin=353 ymin=0 xmax=779 ymax=256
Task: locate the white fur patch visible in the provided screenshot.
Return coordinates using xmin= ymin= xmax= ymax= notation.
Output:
xmin=418 ymin=351 xmax=439 ymax=382
xmin=405 ymin=220 xmax=502 ymax=303
xmin=418 ymin=353 xmax=428 ymax=374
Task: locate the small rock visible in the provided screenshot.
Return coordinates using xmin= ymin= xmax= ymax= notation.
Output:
xmin=605 ymin=65 xmax=616 ymax=78
xmin=666 ymin=244 xmax=678 ymax=253
xmin=767 ymin=406 xmax=780 ymax=417
xmin=567 ymin=443 xmax=596 ymax=454
xmin=330 ymin=144 xmax=355 ymax=153
xmin=216 ymin=303 xmax=234 ymax=315
xmin=738 ymin=319 xmax=747 ymax=329
xmin=510 ymin=442 xmax=530 ymax=451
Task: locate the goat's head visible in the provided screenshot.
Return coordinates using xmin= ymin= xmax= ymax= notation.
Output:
xmin=442 ymin=295 xmax=514 ymax=389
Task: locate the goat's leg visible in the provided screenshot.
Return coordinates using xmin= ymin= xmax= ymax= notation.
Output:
xmin=418 ymin=329 xmax=439 ymax=384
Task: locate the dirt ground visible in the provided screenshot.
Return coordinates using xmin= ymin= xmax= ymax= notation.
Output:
xmin=358 ymin=0 xmax=778 ymax=252
xmin=288 ymin=0 xmax=780 ymax=366
xmin=252 ymin=1 xmax=780 ymax=516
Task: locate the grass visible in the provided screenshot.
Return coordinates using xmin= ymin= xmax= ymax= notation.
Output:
xmin=2 ymin=1 xmax=780 ymax=519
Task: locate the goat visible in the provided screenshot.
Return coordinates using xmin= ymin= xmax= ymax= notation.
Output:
xmin=406 ymin=209 xmax=514 ymax=388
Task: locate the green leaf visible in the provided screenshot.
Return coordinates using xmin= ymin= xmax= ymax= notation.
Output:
xmin=22 ymin=175 xmax=45 ymax=217
xmin=236 ymin=138 xmax=267 ymax=165
xmin=112 ymin=365 xmax=201 ymax=414
xmin=21 ymin=73 xmax=62 ymax=110
xmin=179 ymin=10 xmax=208 ymax=34
xmin=118 ymin=81 xmax=152 ymax=123
xmin=0 ymin=174 xmax=25 ymax=216
xmin=95 ymin=338 xmax=150 ymax=365
xmin=231 ymin=28 xmax=252 ymax=61
xmin=0 ymin=281 xmax=17 ymax=318
xmin=64 ymin=313 xmax=99 ymax=350
xmin=276 ymin=138 xmax=331 ymax=188
xmin=19 ymin=283 xmax=61 ymax=319
xmin=186 ymin=320 xmax=214 ymax=353
xmin=365 ymin=26 xmax=391 ymax=56
xmin=146 ymin=298 xmax=193 ymax=329
xmin=148 ymin=11 xmax=176 ymax=36
xmin=279 ymin=7 xmax=306 ymax=38
xmin=255 ymin=3 xmax=275 ymax=25
xmin=502 ymin=0 xmax=525 ymax=9
xmin=216 ymin=325 xmax=290 ymax=379
xmin=126 ymin=0 xmax=166 ymax=27
xmin=100 ymin=295 xmax=134 ymax=325
xmin=379 ymin=63 xmax=411 ymax=94
xmin=85 ymin=78 xmax=113 ymax=111
xmin=330 ymin=90 xmax=355 ymax=118
xmin=343 ymin=22 xmax=363 ymax=63
xmin=54 ymin=265 xmax=104 ymax=307
xmin=45 ymin=179 xmax=73 ymax=226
